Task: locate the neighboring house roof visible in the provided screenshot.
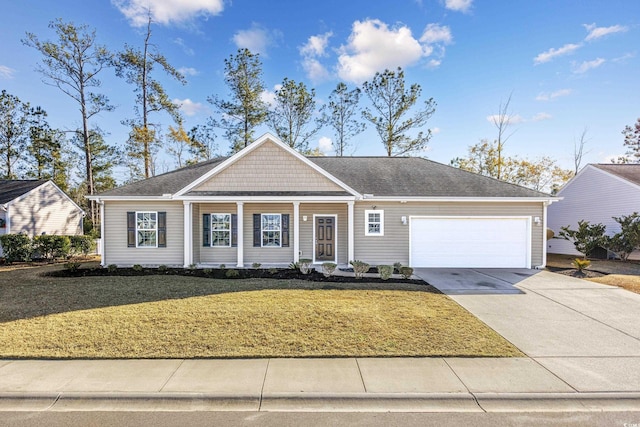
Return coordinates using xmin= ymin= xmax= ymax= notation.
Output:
xmin=591 ymin=164 xmax=640 ymax=188
xmin=0 ymin=179 xmax=48 ymax=205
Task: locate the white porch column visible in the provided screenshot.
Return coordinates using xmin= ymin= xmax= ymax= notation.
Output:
xmin=183 ymin=201 xmax=192 ymax=268
xmin=347 ymin=201 xmax=355 ymax=263
xmin=236 ymin=202 xmax=244 ymax=267
xmin=99 ymin=201 xmax=105 ymax=266
xmin=293 ymin=202 xmax=300 ymax=263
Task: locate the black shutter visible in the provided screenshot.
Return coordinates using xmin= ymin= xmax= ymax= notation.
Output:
xmin=253 ymin=214 xmax=261 ymax=247
xmin=127 ymin=212 xmax=136 ymax=247
xmin=282 ymin=214 xmax=290 ymax=247
xmin=158 ymin=212 xmax=167 ymax=248
xmin=203 ymin=214 xmax=210 ymax=247
xmin=231 ymin=214 xmax=238 ymax=247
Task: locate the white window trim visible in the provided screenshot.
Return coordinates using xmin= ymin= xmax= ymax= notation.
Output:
xmin=261 ymin=213 xmax=282 ymax=248
xmin=136 ymin=211 xmax=158 ymax=248
xmin=210 ymin=213 xmax=232 ymax=247
xmin=365 ymin=209 xmax=384 ymax=236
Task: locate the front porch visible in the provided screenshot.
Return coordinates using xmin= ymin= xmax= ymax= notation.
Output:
xmin=182 ymin=198 xmax=356 ymax=268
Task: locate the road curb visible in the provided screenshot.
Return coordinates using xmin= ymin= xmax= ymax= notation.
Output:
xmin=1 ymin=391 xmax=639 ymax=412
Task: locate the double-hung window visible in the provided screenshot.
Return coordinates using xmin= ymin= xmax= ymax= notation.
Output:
xmin=137 ymin=212 xmax=157 ymax=247
xmin=127 ymin=211 xmax=166 ymax=248
xmin=261 ymin=213 xmax=281 ymax=247
xmin=365 ymin=210 xmax=384 ymax=236
xmin=210 ymin=213 xmax=231 ymax=247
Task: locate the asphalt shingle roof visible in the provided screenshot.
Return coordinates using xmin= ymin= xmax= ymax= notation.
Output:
xmin=0 ymin=180 xmax=48 ymax=205
xmin=592 ymin=164 xmax=640 ymax=187
xmin=97 ymin=156 xmax=549 ymax=199
xmin=309 ymin=157 xmax=549 ymax=198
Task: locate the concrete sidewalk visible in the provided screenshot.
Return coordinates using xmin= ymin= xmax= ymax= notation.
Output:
xmin=1 ymin=357 xmax=639 ymax=412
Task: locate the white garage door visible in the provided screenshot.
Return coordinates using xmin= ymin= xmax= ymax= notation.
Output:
xmin=410 ymin=217 xmax=530 ymax=268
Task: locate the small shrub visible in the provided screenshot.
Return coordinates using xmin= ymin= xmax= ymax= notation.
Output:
xmin=0 ymin=234 xmax=31 ymax=263
xmin=158 ymin=264 xmax=168 ymax=273
xmin=33 ymin=235 xmax=71 ymax=260
xmin=350 ymin=260 xmax=370 ymax=279
xmin=322 ymin=262 xmax=337 ymax=277
xmin=299 ymin=258 xmax=313 ymax=274
xmin=268 ymin=268 xmax=278 ymax=274
xmin=69 ymin=235 xmax=96 ymax=256
xmin=63 ymin=262 xmax=80 ymax=272
xmin=559 ymin=220 xmax=607 ymax=259
xmin=252 ymin=262 xmax=262 ymax=269
xmin=399 ymin=266 xmax=414 ymax=279
xmin=289 ymin=261 xmax=300 ymax=270
xmin=132 ymin=264 xmax=143 ymax=272
xmin=107 ymin=264 xmax=118 ymax=273
xmin=225 ymin=269 xmax=240 ymax=278
xmin=378 ymin=265 xmax=393 ymax=280
xmin=188 ymin=263 xmax=197 ymax=270
xmin=571 ymin=258 xmax=591 ymax=272
xmin=393 ymin=262 xmax=403 ymax=271
xmin=203 ymin=268 xmax=213 ymax=275
xmin=219 ymin=264 xmax=226 ymax=270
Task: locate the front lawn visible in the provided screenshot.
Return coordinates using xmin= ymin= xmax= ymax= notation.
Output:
xmin=587 ymin=274 xmax=640 ymax=295
xmin=0 ymin=263 xmax=522 ymax=358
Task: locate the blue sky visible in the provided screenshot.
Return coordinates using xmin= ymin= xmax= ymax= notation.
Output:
xmin=1 ymin=0 xmax=638 ymax=182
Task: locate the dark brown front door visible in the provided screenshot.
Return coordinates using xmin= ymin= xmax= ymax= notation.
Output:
xmin=315 ymin=216 xmax=335 ymax=262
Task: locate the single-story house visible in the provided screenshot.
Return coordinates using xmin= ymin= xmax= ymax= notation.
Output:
xmin=548 ymin=163 xmax=640 ymax=258
xmin=89 ymin=133 xmax=558 ymax=269
xmin=0 ymin=179 xmax=85 ymax=256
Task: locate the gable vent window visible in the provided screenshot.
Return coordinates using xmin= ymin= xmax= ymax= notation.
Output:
xmin=365 ymin=210 xmax=384 ymax=236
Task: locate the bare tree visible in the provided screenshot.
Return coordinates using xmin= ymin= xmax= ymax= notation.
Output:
xmin=573 ymin=127 xmax=590 ymax=174
xmin=490 ymin=93 xmax=516 ymax=180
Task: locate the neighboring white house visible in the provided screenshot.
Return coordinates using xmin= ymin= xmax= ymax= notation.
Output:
xmin=0 ymin=180 xmax=84 ymax=256
xmin=89 ymin=133 xmax=559 ymax=269
xmin=548 ymin=164 xmax=640 ymax=257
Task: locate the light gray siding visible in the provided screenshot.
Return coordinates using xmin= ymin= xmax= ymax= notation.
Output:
xmin=299 ymin=203 xmax=348 ymax=264
xmin=354 ymin=201 xmax=544 ymax=267
xmin=195 ymin=203 xmax=238 ymax=264
xmin=7 ymin=182 xmax=82 ymax=237
xmin=244 ymin=203 xmax=294 ymax=264
xmin=548 ymin=166 xmax=640 ymax=256
xmin=103 ymin=201 xmax=184 ymax=266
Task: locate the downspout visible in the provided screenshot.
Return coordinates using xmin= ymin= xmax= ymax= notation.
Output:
xmin=98 ymin=199 xmax=105 ymax=267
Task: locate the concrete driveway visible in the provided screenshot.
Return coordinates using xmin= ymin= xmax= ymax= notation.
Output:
xmin=414 ymin=268 xmax=539 ymax=295
xmin=414 ymin=269 xmax=640 ymax=391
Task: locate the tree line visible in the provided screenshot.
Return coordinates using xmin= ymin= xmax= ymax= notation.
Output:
xmin=2 ymin=17 xmax=639 ymax=230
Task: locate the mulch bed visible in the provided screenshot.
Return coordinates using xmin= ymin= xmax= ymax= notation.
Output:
xmin=546 ymin=266 xmax=606 ymax=278
xmin=45 ymin=265 xmax=425 ymax=285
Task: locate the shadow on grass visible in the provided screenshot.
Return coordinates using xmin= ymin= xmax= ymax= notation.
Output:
xmin=0 ymin=263 xmax=438 ymax=323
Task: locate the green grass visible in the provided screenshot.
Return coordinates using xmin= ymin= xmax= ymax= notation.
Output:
xmin=0 ymin=263 xmax=522 ymax=358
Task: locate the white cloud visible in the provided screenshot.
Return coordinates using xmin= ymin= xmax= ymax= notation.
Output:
xmin=173 ymin=98 xmax=207 ymax=116
xmin=232 ymin=23 xmax=280 ymax=56
xmin=532 ymin=112 xmax=552 ymax=122
xmin=318 ymin=136 xmax=333 ymax=154
xmin=178 ymin=67 xmax=199 ymax=76
xmin=426 ymin=59 xmax=442 ymax=68
xmin=260 ymin=85 xmax=281 ymax=106
xmin=584 ymin=23 xmax=628 ymax=41
xmin=112 ymin=0 xmax=224 ymax=27
xmin=534 ymin=43 xmax=581 ymax=64
xmin=431 ymin=127 xmax=441 ymax=134
xmin=573 ymin=58 xmax=605 ymax=74
xmin=444 ymin=0 xmax=472 ymax=12
xmin=420 ymin=23 xmax=452 ymax=44
xmin=486 ymin=114 xmax=525 ymax=125
xmin=535 ymin=88 xmax=572 ymax=101
xmin=337 ymin=19 xmax=439 ymax=83
xmin=0 ymin=65 xmax=15 ymax=79
xmin=174 ymin=38 xmax=195 ymax=56
xmin=612 ymin=52 xmax=635 ymax=63
xmin=300 ymin=32 xmax=333 ymax=83
xmin=300 ymin=32 xmax=332 ymax=57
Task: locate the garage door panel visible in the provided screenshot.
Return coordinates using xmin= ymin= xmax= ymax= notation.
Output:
xmin=410 ymin=217 xmax=529 ymax=268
